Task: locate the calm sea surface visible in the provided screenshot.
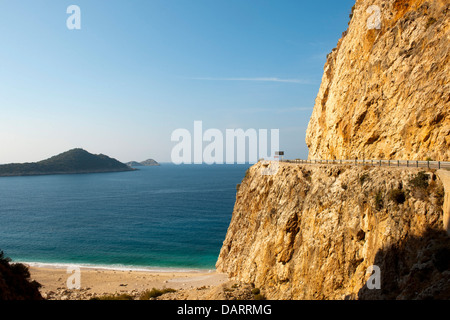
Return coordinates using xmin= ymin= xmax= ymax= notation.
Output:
xmin=0 ymin=164 xmax=250 ymax=271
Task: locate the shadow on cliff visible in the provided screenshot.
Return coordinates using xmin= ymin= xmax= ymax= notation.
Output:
xmin=358 ymin=228 xmax=450 ymax=300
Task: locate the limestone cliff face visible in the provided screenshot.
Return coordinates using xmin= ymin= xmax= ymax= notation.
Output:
xmin=216 ymin=0 xmax=450 ymax=300
xmin=306 ymin=0 xmax=449 ymax=161
xmin=216 ymin=162 xmax=449 ymax=299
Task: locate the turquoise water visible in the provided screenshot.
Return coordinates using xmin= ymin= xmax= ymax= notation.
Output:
xmin=0 ymin=164 xmax=250 ymax=270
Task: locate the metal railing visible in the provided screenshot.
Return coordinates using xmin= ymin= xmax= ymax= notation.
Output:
xmin=282 ymin=159 xmax=450 ymax=170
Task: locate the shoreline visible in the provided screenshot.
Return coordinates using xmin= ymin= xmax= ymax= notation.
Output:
xmin=28 ymin=264 xmax=230 ymax=300
xmin=21 ymin=261 xmax=215 ymax=274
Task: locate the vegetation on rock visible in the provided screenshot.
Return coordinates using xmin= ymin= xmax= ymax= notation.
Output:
xmin=0 ymin=148 xmax=134 ymax=177
xmin=0 ymin=250 xmax=43 ymax=300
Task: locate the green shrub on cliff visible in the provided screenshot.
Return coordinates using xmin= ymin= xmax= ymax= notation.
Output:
xmin=409 ymin=171 xmax=429 ymax=189
xmin=373 ymin=190 xmax=384 ymax=210
xmin=359 ymin=173 xmax=370 ymax=185
xmin=435 ymin=185 xmax=445 ymax=206
xmin=251 ymin=288 xmax=260 ymax=295
xmin=389 ymin=189 xmax=407 ymax=205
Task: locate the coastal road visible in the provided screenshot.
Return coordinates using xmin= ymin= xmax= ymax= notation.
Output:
xmin=282 ymin=159 xmax=450 ymax=170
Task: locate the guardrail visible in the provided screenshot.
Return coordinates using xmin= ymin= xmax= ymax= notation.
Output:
xmin=282 ymin=159 xmax=450 ymax=170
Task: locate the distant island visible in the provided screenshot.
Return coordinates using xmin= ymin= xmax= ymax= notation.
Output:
xmin=126 ymin=159 xmax=160 ymax=167
xmin=126 ymin=161 xmax=144 ymax=167
xmin=0 ymin=148 xmax=136 ymax=177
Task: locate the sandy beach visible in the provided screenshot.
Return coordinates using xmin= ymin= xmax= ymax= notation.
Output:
xmin=28 ymin=265 xmax=235 ymax=300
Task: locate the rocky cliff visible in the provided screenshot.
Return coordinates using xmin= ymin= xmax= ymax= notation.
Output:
xmin=216 ymin=0 xmax=450 ymax=300
xmin=306 ymin=0 xmax=449 ymax=161
xmin=216 ymin=162 xmax=449 ymax=299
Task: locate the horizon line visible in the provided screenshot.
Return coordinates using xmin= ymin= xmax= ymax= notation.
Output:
xmin=189 ymin=77 xmax=314 ymax=84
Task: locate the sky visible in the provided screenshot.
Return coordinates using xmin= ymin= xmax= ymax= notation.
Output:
xmin=0 ymin=0 xmax=355 ymax=164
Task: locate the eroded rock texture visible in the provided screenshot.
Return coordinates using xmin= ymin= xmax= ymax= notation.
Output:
xmin=306 ymin=0 xmax=449 ymax=161
xmin=216 ymin=162 xmax=448 ymax=299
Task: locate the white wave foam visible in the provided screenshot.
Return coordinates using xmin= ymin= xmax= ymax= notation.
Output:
xmin=19 ymin=261 xmax=215 ymax=273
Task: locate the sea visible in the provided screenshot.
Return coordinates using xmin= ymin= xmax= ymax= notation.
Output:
xmin=0 ymin=164 xmax=250 ymax=272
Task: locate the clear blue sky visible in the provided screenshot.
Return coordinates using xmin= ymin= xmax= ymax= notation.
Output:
xmin=0 ymin=0 xmax=355 ymax=163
